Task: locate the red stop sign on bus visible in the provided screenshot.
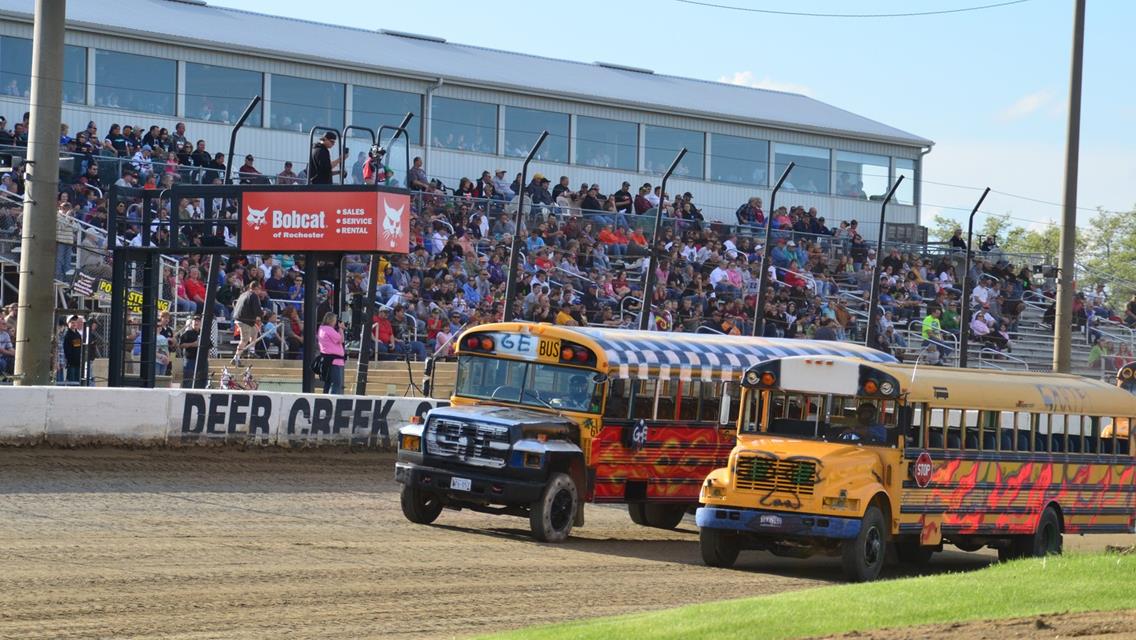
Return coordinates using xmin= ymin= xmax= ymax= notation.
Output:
xmin=913 ymin=451 xmax=934 ymax=488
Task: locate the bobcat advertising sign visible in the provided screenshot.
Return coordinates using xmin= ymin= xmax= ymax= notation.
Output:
xmin=240 ymin=189 xmax=410 ymax=253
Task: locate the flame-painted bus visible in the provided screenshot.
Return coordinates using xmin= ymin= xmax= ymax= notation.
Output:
xmin=395 ymin=323 xmax=894 ymax=542
xmin=697 ymin=356 xmax=1136 ymax=581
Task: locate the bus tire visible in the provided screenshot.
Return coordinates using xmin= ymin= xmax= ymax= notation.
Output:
xmin=895 ymin=537 xmax=934 ymax=565
xmin=400 ymin=485 xmax=444 ymax=525
xmin=1024 ymin=507 xmax=1063 ymax=557
xmin=627 ymin=503 xmax=649 ymax=526
xmin=644 ymin=503 xmax=687 ymax=529
xmin=699 ymin=527 xmax=740 ymax=568
xmin=529 ymin=473 xmax=578 ymax=543
xmin=842 ymin=505 xmax=887 ymax=582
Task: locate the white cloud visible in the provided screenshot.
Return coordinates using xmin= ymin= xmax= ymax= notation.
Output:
xmin=719 ymin=71 xmax=814 ymax=97
xmin=996 ymin=90 xmax=1054 ymax=122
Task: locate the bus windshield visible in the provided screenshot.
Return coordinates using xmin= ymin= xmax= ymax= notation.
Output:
xmin=455 ymin=354 xmax=603 ymax=414
xmin=740 ymin=390 xmax=900 ymax=447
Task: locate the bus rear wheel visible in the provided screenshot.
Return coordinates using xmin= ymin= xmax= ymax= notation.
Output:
xmin=644 ymin=503 xmax=687 ymax=529
xmin=1024 ymin=507 xmax=1063 ymax=557
xmin=700 ymin=527 xmax=739 ymax=568
xmin=627 ymin=503 xmax=649 ymax=526
xmin=842 ymin=505 xmax=887 ymax=582
xmin=895 ymin=537 xmax=934 ymax=565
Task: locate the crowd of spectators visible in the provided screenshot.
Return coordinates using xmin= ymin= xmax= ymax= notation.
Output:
xmin=0 ymin=111 xmax=1116 ymax=382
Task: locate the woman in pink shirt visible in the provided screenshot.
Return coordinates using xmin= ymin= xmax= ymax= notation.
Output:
xmin=317 ymin=312 xmax=346 ymax=394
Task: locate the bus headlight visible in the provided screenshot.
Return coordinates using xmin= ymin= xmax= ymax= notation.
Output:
xmin=822 ymin=495 xmax=859 ymax=511
xmin=400 ymin=434 xmax=422 ymax=452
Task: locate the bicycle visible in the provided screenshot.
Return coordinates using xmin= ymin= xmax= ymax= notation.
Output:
xmin=209 ymin=358 xmax=259 ymax=391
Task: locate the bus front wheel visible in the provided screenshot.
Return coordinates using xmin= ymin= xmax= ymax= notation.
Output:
xmin=530 ymin=473 xmax=578 ymax=543
xmin=842 ymin=505 xmax=887 ymax=582
xmin=699 ymin=527 xmax=739 ymax=568
xmin=400 ymin=485 xmax=444 ymax=525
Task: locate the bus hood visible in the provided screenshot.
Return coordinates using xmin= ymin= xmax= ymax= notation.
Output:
xmin=427 ymin=404 xmax=576 ymax=440
xmin=734 ymin=435 xmax=884 ymax=483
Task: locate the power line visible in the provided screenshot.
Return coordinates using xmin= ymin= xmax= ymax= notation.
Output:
xmin=674 ymin=0 xmax=1033 ymax=18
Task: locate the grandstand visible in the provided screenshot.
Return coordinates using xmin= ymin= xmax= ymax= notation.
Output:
xmin=0 ymin=0 xmax=1122 ymax=388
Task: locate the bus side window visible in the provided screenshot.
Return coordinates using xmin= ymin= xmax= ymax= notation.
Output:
xmin=961 ymin=409 xmax=979 ymax=450
xmin=908 ymin=403 xmax=924 ymax=448
xmin=655 ymin=380 xmax=676 ymax=422
xmin=945 ymin=409 xmax=962 ymax=449
xmin=976 ymin=411 xmax=999 ymax=450
xmin=1037 ymin=414 xmax=1053 ymax=453
xmin=605 ymin=379 xmax=630 ymax=420
xmin=928 ymin=408 xmax=945 ymax=448
xmin=1012 ymin=412 xmax=1030 ymax=451
xmin=630 ymin=380 xmax=658 ymax=420
xmin=676 ymin=381 xmax=699 ymax=421
xmin=699 ymin=381 xmax=722 ymax=422
xmin=726 ymin=383 xmax=742 ymax=424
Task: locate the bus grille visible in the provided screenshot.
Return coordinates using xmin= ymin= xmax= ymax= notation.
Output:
xmin=425 ymin=419 xmax=511 ymax=469
xmin=734 ymin=456 xmax=815 ymax=495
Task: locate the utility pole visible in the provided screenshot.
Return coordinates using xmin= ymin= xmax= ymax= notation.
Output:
xmin=14 ymin=0 xmax=65 ymax=386
xmin=1052 ymin=0 xmax=1085 ymax=374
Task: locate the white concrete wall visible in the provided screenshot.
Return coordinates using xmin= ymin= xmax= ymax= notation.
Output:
xmin=0 ymin=387 xmax=446 ymax=448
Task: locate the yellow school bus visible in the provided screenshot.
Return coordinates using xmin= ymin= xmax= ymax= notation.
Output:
xmin=697 ymin=355 xmax=1136 ymax=581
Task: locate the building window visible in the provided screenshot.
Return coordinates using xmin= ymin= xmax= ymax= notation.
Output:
xmin=645 ymin=125 xmax=704 ymax=179
xmin=431 ymin=97 xmax=496 ymax=154
xmin=576 ymin=116 xmax=637 ymax=171
xmin=835 ymin=151 xmax=889 ymax=200
xmin=0 ymin=37 xmax=86 ymax=105
xmin=710 ymin=134 xmax=768 ymax=186
xmin=351 ymin=86 xmax=422 ymax=145
xmin=94 ymin=50 xmax=176 ymax=116
xmin=503 ymin=106 xmax=568 ymax=163
xmin=270 ymin=74 xmax=344 ymax=132
xmin=895 ymin=158 xmax=916 ymax=205
xmin=774 ymin=143 xmax=830 ymax=195
xmin=185 ymin=63 xmax=262 ymax=126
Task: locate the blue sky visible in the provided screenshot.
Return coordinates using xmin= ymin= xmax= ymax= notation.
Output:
xmin=212 ymin=0 xmax=1134 ymax=232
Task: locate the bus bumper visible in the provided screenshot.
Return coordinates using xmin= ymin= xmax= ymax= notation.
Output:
xmin=395 ymin=461 xmax=546 ymax=505
xmin=696 ymin=506 xmax=861 ymax=540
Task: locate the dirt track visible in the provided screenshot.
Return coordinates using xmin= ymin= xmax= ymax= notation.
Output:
xmin=0 ymin=448 xmax=1128 ymax=639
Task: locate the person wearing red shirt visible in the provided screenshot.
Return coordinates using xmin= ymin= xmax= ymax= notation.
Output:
xmin=597 ymin=224 xmax=625 ymax=255
xmin=184 ymin=268 xmax=207 ymax=312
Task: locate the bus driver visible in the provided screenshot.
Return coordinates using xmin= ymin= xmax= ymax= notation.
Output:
xmin=836 ymin=402 xmax=887 ymax=444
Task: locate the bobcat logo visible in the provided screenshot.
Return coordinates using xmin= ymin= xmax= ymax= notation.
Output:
xmin=246 ymin=205 xmax=268 ymax=230
xmin=382 ymin=200 xmax=404 ymax=248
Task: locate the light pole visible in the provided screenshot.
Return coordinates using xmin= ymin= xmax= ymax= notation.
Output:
xmin=864 ymin=175 xmax=905 ymax=350
xmin=957 ymin=187 xmax=991 ymax=368
xmin=750 ymin=162 xmax=795 ymax=336
xmin=638 ymin=148 xmax=687 ymax=330
xmin=502 ymin=130 xmax=549 ymax=322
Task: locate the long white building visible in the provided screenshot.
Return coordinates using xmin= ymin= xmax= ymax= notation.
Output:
xmin=0 ymin=0 xmax=932 ymax=236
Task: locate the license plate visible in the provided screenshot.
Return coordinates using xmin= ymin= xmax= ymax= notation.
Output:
xmin=759 ymin=514 xmax=783 ymax=527
xmin=450 ymin=477 xmax=472 ymax=491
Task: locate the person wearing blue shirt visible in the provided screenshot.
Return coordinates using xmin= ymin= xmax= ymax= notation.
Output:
xmin=836 ymin=402 xmax=888 ymax=444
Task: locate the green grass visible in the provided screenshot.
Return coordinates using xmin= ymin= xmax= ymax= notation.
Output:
xmin=480 ymin=553 xmax=1135 ymax=640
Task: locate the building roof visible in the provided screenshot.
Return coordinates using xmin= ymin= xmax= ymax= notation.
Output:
xmin=0 ymin=0 xmax=932 ymax=148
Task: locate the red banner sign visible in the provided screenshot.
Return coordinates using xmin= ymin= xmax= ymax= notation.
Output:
xmin=240 ymin=190 xmax=411 ymax=253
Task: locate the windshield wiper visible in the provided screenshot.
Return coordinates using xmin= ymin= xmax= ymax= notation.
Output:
xmin=522 ymin=388 xmax=555 ymax=411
